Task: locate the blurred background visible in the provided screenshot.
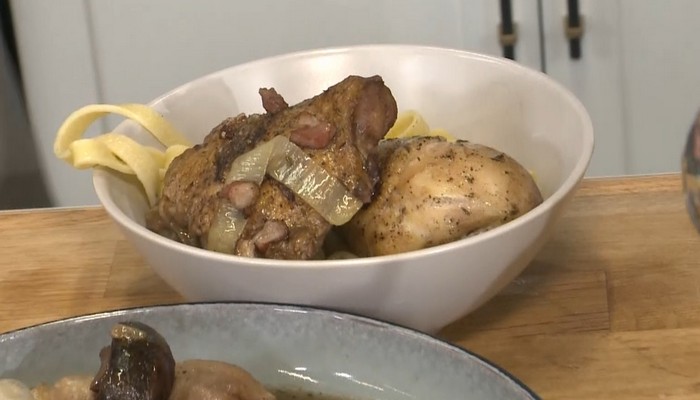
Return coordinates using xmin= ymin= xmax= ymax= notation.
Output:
xmin=1 ymin=0 xmax=698 ymax=209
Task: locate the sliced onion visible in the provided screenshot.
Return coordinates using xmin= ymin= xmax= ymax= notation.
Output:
xmin=224 ymin=137 xmax=276 ymax=185
xmin=205 ymin=135 xmax=363 ymax=254
xmin=206 ymin=203 xmax=247 ymax=254
xmin=266 ymin=137 xmax=363 ymax=225
xmin=205 ymin=139 xmax=278 ymax=253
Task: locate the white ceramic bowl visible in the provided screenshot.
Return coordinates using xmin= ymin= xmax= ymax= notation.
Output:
xmin=0 ymin=303 xmax=539 ymax=399
xmin=93 ymin=45 xmax=594 ymax=333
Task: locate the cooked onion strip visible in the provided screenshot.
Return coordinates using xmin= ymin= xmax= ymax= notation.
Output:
xmin=206 ymin=138 xmax=277 ymax=253
xmin=206 ymin=136 xmax=363 ymax=254
xmin=266 ymin=137 xmax=362 ymax=225
xmin=54 ymin=103 xmax=192 ymax=205
xmin=207 ymin=203 xmax=247 ymax=254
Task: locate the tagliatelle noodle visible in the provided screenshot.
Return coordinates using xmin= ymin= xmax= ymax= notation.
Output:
xmin=54 ymin=104 xmax=192 ymax=205
xmin=53 ymin=102 xmax=459 ymax=256
xmin=385 ymin=110 xmax=457 ymax=141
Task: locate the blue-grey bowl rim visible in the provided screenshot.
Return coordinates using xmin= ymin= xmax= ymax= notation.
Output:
xmin=0 ymin=301 xmax=540 ymax=399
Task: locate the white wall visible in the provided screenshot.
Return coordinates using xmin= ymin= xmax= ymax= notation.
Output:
xmin=10 ymin=0 xmax=103 ymax=206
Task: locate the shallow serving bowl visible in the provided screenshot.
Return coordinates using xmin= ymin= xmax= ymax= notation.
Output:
xmin=0 ymin=303 xmax=539 ymax=399
xmin=93 ymin=44 xmax=594 ymax=333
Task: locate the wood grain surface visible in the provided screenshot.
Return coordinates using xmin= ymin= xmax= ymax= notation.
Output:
xmin=1 ymin=174 xmax=698 ymax=399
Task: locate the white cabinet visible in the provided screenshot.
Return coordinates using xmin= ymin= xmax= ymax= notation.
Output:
xmin=542 ymin=0 xmax=699 ymax=176
xmin=11 ymin=0 xmax=540 ymax=207
xmin=541 ymin=0 xmax=626 ymax=177
xmin=87 ymin=0 xmax=542 ymax=105
xmin=616 ymin=0 xmax=700 ymax=175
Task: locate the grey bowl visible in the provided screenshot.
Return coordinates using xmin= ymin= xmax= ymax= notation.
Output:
xmin=0 ymin=303 xmax=538 ymax=399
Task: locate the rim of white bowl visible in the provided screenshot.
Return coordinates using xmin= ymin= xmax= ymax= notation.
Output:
xmin=93 ymin=44 xmax=594 ymax=269
xmin=0 ymin=302 xmax=540 ymax=399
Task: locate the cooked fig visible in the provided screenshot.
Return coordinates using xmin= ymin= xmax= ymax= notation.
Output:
xmin=90 ymin=322 xmax=176 ymax=400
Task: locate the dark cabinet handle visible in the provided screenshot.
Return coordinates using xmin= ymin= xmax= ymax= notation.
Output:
xmin=565 ymin=0 xmax=585 ymax=60
xmin=499 ymin=0 xmax=517 ymax=60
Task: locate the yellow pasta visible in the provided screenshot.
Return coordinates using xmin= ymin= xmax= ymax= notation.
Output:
xmin=385 ymin=110 xmax=457 ymax=141
xmin=385 ymin=110 xmax=430 ymax=138
xmin=54 ymin=104 xmax=192 ymax=205
xmin=54 ymin=102 xmax=454 ymax=208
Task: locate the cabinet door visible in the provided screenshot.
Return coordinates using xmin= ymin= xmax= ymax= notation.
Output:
xmin=615 ymin=0 xmax=700 ymax=175
xmin=543 ymin=0 xmax=700 ymax=176
xmin=87 ymin=0 xmax=542 ymax=105
xmin=541 ymin=0 xmax=626 ymax=177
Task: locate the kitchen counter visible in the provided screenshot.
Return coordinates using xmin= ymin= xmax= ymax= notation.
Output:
xmin=1 ymin=174 xmax=698 ymax=399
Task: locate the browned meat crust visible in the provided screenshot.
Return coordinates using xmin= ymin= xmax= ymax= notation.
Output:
xmin=147 ymin=75 xmax=397 ymax=260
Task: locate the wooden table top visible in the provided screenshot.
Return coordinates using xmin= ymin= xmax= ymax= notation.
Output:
xmin=1 ymin=174 xmax=698 ymax=399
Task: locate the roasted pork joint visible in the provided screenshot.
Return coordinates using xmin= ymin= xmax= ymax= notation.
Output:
xmin=147 ymin=75 xmax=398 ymax=260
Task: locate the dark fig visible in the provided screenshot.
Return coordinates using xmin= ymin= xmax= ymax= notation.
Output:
xmin=90 ymin=322 xmax=175 ymax=400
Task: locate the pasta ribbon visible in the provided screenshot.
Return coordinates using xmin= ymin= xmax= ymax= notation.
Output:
xmin=53 ymin=103 xmax=453 ymax=210
xmin=54 ymin=104 xmax=192 ymax=205
xmin=385 ymin=110 xmax=456 ymax=141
